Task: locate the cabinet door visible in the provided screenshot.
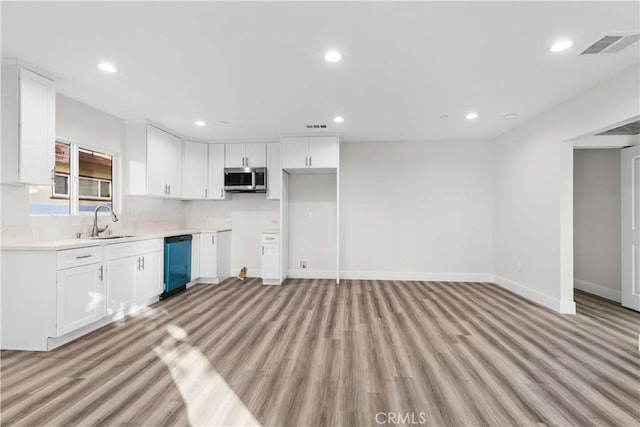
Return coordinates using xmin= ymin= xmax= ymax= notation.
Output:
xmin=208 ymin=144 xmax=227 ymax=200
xmin=245 ymin=143 xmax=266 ymax=167
xmin=19 ymin=68 xmax=55 ymax=185
xmin=146 ymin=126 xmax=169 ymax=196
xmin=308 ymin=136 xmax=338 ymax=169
xmin=164 ymin=133 xmax=183 ymax=198
xmin=137 ymin=250 xmax=163 ymax=301
xmin=56 ymin=263 xmax=105 ymax=336
xmin=262 ymin=244 xmax=280 ymax=280
xmin=266 ymin=143 xmax=281 ymax=199
xmin=106 ymin=256 xmax=137 ymax=314
xmin=199 ymin=233 xmax=218 ymax=278
xmin=281 ymin=137 xmax=309 ymax=170
xmin=225 ymin=144 xmax=246 ymax=168
xmin=183 ymin=141 xmax=208 ymax=199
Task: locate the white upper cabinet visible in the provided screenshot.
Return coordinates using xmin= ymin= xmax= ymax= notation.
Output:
xmin=245 ymin=143 xmax=267 ymax=167
xmin=281 ymin=136 xmax=338 ymax=171
xmin=225 ymin=143 xmax=266 ymax=168
xmin=208 ymin=144 xmax=228 ymax=200
xmin=1 ymin=65 xmax=55 ymax=185
xmin=308 ymin=136 xmax=339 ymax=169
xmin=125 ymin=123 xmax=183 ymax=198
xmin=182 ymin=141 xmax=209 ymax=199
xmin=281 ymin=137 xmax=308 ymax=169
xmin=266 ymin=142 xmax=281 ymax=200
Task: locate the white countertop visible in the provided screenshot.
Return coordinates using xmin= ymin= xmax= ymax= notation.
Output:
xmin=1 ymin=228 xmax=231 ymax=251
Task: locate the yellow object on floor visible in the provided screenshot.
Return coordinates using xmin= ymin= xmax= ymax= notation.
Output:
xmin=237 ymin=267 xmax=247 ymax=281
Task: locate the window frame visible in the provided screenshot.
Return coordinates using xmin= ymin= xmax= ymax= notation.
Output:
xmin=48 ymin=138 xmax=119 ymax=216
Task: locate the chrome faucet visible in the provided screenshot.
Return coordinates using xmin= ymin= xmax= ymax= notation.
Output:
xmin=91 ymin=205 xmax=119 ymax=237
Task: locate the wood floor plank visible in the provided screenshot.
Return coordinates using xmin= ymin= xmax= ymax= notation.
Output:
xmin=2 ymin=279 xmax=639 ymax=427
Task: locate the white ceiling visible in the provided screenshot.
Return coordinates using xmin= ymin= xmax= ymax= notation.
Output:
xmin=2 ymin=2 xmax=638 ymax=142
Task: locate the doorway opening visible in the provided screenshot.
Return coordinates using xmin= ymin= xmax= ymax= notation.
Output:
xmin=572 ymin=117 xmax=639 ymax=312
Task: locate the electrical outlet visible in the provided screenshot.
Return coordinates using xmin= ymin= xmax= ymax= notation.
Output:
xmin=300 ymin=261 xmax=307 ymax=269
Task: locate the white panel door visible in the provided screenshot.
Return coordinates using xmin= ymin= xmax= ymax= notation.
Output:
xmin=622 ymin=145 xmax=640 ymax=311
xmin=200 ymin=232 xmax=218 ymax=278
xmin=56 ymin=263 xmax=105 ymax=336
xmin=164 ymin=133 xmax=183 ymax=198
xmin=308 ymin=136 xmax=338 ymax=169
xmin=267 ymin=142 xmax=281 ymax=199
xmin=137 ymin=250 xmax=163 ymax=301
xmin=208 ymin=144 xmax=227 ymax=199
xmin=19 ymin=68 xmax=55 ymax=185
xmin=262 ymin=244 xmax=280 ymax=280
xmin=281 ymin=137 xmax=309 ymax=169
xmin=225 ymin=144 xmax=246 ymax=168
xmin=183 ymin=141 xmax=208 ymax=199
xmin=106 ymin=256 xmax=137 ymax=314
xmin=245 ymin=143 xmax=267 ymax=167
xmin=146 ymin=126 xmax=168 ymax=196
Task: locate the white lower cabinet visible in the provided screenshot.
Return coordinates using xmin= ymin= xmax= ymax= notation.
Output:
xmin=261 ymin=234 xmax=280 ymax=285
xmin=106 ymin=256 xmax=137 ymax=314
xmin=198 ymin=231 xmax=231 ymax=283
xmin=191 ymin=233 xmax=201 ymax=281
xmin=136 ymin=250 xmax=163 ymax=301
xmin=56 ymin=262 xmax=105 ymax=337
xmin=105 ymin=239 xmax=164 ymax=314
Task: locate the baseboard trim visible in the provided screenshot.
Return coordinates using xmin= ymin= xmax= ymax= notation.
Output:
xmin=288 ymin=269 xmax=336 ymax=279
xmin=574 ymin=278 xmax=621 ymax=302
xmin=492 ymin=274 xmax=576 ymax=314
xmin=341 ymin=271 xmax=493 ymax=283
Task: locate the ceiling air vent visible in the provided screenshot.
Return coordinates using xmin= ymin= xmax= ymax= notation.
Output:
xmin=305 ymin=124 xmax=327 ymax=129
xmin=596 ymin=120 xmax=640 ymax=136
xmin=581 ymin=32 xmax=640 ymax=55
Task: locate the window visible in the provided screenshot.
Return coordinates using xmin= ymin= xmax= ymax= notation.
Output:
xmin=29 ymin=141 xmax=115 ymax=215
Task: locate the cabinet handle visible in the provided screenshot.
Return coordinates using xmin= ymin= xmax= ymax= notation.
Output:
xmin=205 ymin=188 xmax=208 ymax=198
xmin=309 ymin=156 xmax=312 ymax=167
xmin=305 ymin=157 xmax=308 ymax=167
xmin=76 ymin=254 xmax=92 ymax=259
xmin=168 ymin=184 xmax=171 ymax=195
xmin=220 ymin=189 xmax=223 ymax=198
xmin=99 ymin=265 xmax=104 ymax=281
xmin=262 ymin=246 xmax=264 ymax=255
xmin=142 ymin=256 xmax=145 ymax=270
xmin=137 ymin=257 xmax=141 ymax=270
xmin=212 ymin=235 xmax=215 ymax=245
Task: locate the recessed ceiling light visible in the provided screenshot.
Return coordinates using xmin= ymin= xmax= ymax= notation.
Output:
xmin=466 ymin=112 xmax=479 ymax=120
xmin=324 ymin=50 xmax=342 ymax=63
xmin=440 ymin=115 xmax=449 ymax=119
xmin=333 ymin=116 xmax=344 ymax=123
xmin=97 ymin=62 xmax=117 ymax=73
xmin=504 ymin=113 xmax=518 ymax=120
xmin=219 ymin=121 xmax=228 ymax=125
xmin=550 ymin=39 xmax=573 ymax=52
xmin=194 ymin=120 xmax=206 ymax=127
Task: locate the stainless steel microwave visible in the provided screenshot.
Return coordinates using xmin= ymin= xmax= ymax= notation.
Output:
xmin=223 ymin=167 xmax=266 ymax=193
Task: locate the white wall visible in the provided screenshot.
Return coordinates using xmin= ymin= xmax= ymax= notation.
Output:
xmin=183 ymin=195 xmax=279 ymax=277
xmin=339 ymin=140 xmax=494 ymax=279
xmin=493 ymin=64 xmax=639 ymax=313
xmin=288 ymin=174 xmax=337 ymax=276
xmin=573 ymin=149 xmax=621 ymax=298
xmin=1 ymin=94 xmax=185 ymax=243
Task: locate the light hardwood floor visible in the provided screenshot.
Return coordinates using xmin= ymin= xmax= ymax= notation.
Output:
xmin=1 ymin=279 xmax=639 ymax=426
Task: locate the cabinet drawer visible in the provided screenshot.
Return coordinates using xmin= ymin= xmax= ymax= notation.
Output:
xmin=57 ymin=246 xmax=103 ymax=270
xmin=262 ymin=234 xmax=280 ymax=244
xmin=105 ymin=242 xmax=139 ymax=260
xmin=136 ymin=238 xmax=164 ymax=254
